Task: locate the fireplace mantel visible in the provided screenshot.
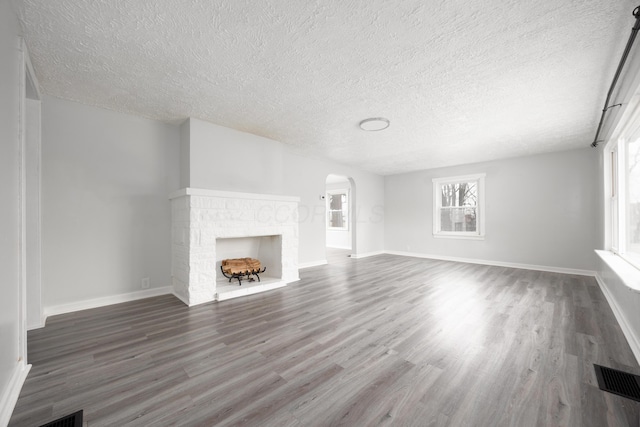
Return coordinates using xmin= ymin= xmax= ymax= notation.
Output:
xmin=170 ymin=188 xmax=300 ymax=305
xmin=169 ymin=188 xmax=300 ymax=203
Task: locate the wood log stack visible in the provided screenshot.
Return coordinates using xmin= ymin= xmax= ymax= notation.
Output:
xmin=221 ymin=258 xmax=262 ymax=275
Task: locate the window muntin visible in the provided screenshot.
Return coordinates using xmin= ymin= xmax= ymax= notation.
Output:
xmin=433 ymin=174 xmax=485 ymax=239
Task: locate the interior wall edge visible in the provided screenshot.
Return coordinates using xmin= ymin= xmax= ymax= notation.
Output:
xmin=350 ymin=251 xmax=386 ymax=259
xmin=298 ymin=260 xmax=328 ymax=269
xmin=0 ymin=363 xmax=30 ymax=427
xmin=594 ymin=273 xmax=640 ymax=365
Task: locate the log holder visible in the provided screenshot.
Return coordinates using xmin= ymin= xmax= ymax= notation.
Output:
xmin=220 ymin=265 xmax=266 ymax=286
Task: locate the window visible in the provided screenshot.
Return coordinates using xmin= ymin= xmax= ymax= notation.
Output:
xmin=432 ymin=174 xmax=485 ymax=239
xmin=604 ymin=90 xmax=640 ymax=269
xmin=611 ymin=146 xmax=619 ymax=252
xmin=327 ymin=190 xmax=348 ymax=230
xmin=607 ymin=116 xmax=640 ymax=268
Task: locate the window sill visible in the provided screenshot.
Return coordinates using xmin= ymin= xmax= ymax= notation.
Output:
xmin=595 ymin=250 xmax=640 ymax=293
xmin=433 ymin=234 xmax=485 ymax=241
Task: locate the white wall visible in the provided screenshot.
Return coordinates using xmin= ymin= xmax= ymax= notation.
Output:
xmin=596 ymin=254 xmax=640 ymax=363
xmin=38 ymin=110 xmax=383 ymax=312
xmin=0 ymin=3 xmax=29 ymax=424
xmin=385 ymin=148 xmax=601 ymax=271
xmin=25 ymin=98 xmax=42 ymax=330
xmin=188 ymin=118 xmax=284 ymax=194
xmin=179 ymin=119 xmax=190 ymax=188
xmin=282 ymin=150 xmax=384 ymax=263
xmin=41 ymin=96 xmax=180 ymax=309
xmin=182 ymin=118 xmax=385 ymax=265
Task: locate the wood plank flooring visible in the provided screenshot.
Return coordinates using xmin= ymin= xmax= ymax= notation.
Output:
xmin=10 ymin=254 xmax=640 ymax=426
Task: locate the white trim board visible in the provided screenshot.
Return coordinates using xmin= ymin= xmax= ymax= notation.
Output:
xmin=41 ymin=286 xmax=173 ymax=326
xmin=383 ymin=251 xmax=596 ymax=277
xmin=350 ymin=251 xmax=385 ymax=259
xmin=301 ymin=251 xmax=384 ymax=266
xmin=169 ymin=187 xmax=300 ymax=202
xmin=171 ymin=290 xmax=190 ymax=306
xmin=27 ymin=318 xmax=45 ymax=331
xmin=595 ymin=273 xmax=640 ymax=365
xmin=0 ymin=362 xmax=31 ymax=427
xmin=595 ymin=250 xmax=640 ymax=292
xmin=17 ymin=35 xmax=29 ymax=390
xmin=299 ymin=260 xmax=328 ymax=269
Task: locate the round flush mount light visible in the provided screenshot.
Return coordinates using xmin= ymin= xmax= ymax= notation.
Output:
xmin=359 ymin=117 xmax=390 ymax=131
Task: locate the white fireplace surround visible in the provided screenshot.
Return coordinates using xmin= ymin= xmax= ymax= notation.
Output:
xmin=170 ymin=188 xmax=300 ymax=305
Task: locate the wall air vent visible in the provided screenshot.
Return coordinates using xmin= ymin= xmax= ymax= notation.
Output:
xmin=39 ymin=410 xmax=83 ymax=427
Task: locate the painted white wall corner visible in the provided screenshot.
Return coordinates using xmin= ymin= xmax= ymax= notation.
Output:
xmin=0 ymin=363 xmax=31 ymax=427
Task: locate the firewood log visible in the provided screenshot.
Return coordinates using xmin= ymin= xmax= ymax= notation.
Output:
xmin=221 ymin=258 xmax=262 ymax=275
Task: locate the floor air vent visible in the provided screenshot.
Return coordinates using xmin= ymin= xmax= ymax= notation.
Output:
xmin=594 ymin=364 xmax=640 ymax=402
xmin=39 ymin=410 xmax=83 ymax=427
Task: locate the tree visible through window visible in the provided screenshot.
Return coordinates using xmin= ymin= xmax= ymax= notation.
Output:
xmin=433 ymin=174 xmax=485 ymax=239
xmin=327 ymin=191 xmax=348 ymax=230
xmin=440 ymin=182 xmax=477 ymax=232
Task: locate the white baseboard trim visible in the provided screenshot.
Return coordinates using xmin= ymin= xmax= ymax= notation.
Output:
xmin=26 ymin=319 xmax=45 ymax=331
xmin=27 ymin=311 xmax=45 ymax=331
xmin=299 ymin=260 xmax=328 ymax=269
xmin=42 ymin=286 xmax=173 ymax=324
xmin=0 ymin=362 xmax=31 ymax=427
xmin=350 ymin=251 xmax=385 ymax=259
xmin=383 ymin=251 xmax=596 ymax=277
xmin=171 ymin=290 xmax=190 ymax=306
xmin=595 ymin=273 xmax=640 ymax=365
xmin=326 ymin=245 xmax=352 ymax=250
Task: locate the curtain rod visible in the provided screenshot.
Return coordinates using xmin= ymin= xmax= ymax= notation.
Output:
xmin=591 ymin=6 xmax=640 ymax=148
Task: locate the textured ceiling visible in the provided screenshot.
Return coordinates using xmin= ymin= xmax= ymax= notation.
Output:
xmin=14 ymin=0 xmax=639 ymax=174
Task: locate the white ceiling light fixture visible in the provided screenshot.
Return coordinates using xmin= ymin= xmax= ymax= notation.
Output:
xmin=359 ymin=117 xmax=390 ymax=131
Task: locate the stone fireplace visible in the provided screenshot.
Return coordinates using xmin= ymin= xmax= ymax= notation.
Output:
xmin=169 ymin=188 xmax=299 ymax=305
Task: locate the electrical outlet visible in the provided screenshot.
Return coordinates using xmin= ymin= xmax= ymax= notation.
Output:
xmin=141 ymin=277 xmax=150 ymax=289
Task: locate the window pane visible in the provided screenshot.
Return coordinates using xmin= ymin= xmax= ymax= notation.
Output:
xmin=441 ymin=182 xmax=477 ymax=207
xmin=327 ymin=192 xmax=348 ymax=229
xmin=628 ymin=139 xmax=640 ymax=254
xmin=329 ymin=211 xmax=345 ymax=228
xmin=440 ymin=207 xmax=477 ymax=232
xmin=329 ymin=194 xmax=343 ymax=210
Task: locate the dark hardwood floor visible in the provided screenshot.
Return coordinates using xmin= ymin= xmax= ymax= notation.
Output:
xmin=10 ymin=255 xmax=640 ymax=426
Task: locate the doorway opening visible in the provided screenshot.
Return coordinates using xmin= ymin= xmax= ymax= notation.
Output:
xmin=325 ymin=174 xmax=355 ymax=264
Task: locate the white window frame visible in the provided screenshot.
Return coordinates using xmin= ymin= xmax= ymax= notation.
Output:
xmin=610 ymin=145 xmax=619 ymax=253
xmin=326 ymin=189 xmax=349 ymax=231
xmin=604 ymin=95 xmax=640 ymax=270
xmin=432 ymin=173 xmax=485 ymax=240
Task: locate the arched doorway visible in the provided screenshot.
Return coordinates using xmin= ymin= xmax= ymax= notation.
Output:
xmin=325 ymin=174 xmax=356 ymax=263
